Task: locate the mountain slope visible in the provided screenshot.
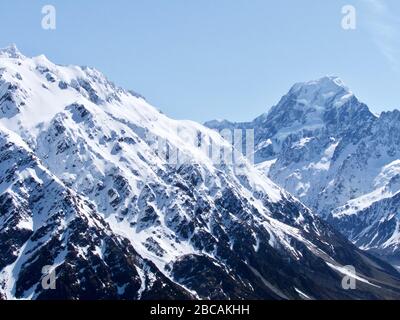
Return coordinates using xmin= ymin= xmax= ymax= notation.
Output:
xmin=0 ymin=124 xmax=192 ymax=300
xmin=2 ymin=47 xmax=400 ymax=299
xmin=206 ymin=76 xmax=400 ymax=267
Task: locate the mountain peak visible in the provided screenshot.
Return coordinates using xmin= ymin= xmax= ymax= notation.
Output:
xmin=0 ymin=44 xmax=25 ymax=59
xmin=282 ymin=76 xmax=354 ymax=111
xmin=290 ymin=76 xmax=351 ymax=97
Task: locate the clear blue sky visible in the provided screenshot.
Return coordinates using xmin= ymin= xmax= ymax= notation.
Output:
xmin=1 ymin=0 xmax=400 ymax=122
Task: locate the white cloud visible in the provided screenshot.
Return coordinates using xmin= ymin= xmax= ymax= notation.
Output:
xmin=364 ymin=0 xmax=400 ymax=70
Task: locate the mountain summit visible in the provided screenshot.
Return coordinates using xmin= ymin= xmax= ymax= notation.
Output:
xmin=281 ymin=76 xmax=354 ymax=112
xmin=0 ymin=44 xmax=24 ymax=59
xmin=289 ymin=76 xmax=351 ymax=98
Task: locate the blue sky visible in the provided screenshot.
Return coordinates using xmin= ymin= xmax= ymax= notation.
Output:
xmin=1 ymin=0 xmax=400 ymax=122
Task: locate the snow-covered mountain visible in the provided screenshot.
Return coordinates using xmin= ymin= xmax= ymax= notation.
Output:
xmin=0 ymin=125 xmax=191 ymax=300
xmin=2 ymin=46 xmax=400 ymax=300
xmin=206 ymin=76 xmax=400 ymax=267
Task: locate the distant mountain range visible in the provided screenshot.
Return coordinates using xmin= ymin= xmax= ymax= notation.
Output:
xmin=206 ymin=76 xmax=400 ymax=268
xmin=1 ymin=45 xmax=400 ymax=300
